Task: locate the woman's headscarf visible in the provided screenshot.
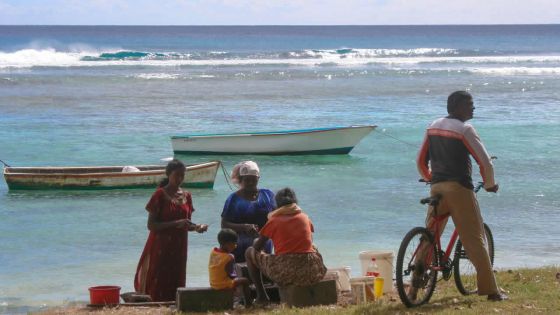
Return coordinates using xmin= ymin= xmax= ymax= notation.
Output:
xmin=230 ymin=160 xmax=260 ymax=184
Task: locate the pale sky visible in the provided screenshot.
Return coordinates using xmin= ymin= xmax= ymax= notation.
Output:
xmin=1 ymin=0 xmax=559 ymax=25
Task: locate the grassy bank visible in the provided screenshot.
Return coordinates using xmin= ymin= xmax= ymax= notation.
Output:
xmin=39 ymin=266 xmax=559 ymax=315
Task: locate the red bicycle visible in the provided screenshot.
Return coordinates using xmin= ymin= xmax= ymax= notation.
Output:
xmin=395 ymin=181 xmax=494 ymax=307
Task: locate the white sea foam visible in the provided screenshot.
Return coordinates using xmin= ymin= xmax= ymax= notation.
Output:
xmin=3 ymin=48 xmax=560 ymax=69
xmin=0 ymin=48 xmax=89 ymax=68
xmin=134 ymin=73 xmax=180 ymax=80
xmin=296 ymin=48 xmax=459 ymax=59
xmin=469 ymin=67 xmax=560 ymax=75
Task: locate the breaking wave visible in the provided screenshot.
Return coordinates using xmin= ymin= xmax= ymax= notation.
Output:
xmin=282 ymin=48 xmax=458 ymax=59
xmin=133 ymin=73 xmax=181 ymax=80
xmin=2 ymin=47 xmax=560 ymax=70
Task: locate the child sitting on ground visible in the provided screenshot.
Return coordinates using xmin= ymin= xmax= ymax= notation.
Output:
xmin=209 ymin=228 xmax=252 ymax=307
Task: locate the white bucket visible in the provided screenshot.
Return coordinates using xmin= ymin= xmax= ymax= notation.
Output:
xmin=349 ymin=276 xmax=375 ymax=303
xmin=324 ymin=266 xmax=351 ymax=292
xmin=358 ymin=250 xmax=394 ymax=293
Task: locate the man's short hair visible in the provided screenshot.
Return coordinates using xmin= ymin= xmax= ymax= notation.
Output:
xmin=218 ymin=228 xmax=238 ymax=245
xmin=447 ymin=91 xmax=472 ymax=114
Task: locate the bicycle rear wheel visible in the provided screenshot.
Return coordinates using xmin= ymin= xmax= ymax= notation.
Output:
xmin=396 ymin=227 xmax=438 ymax=307
xmin=453 ymin=223 xmax=494 ymax=295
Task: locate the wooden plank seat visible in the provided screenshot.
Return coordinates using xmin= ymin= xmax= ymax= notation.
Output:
xmin=176 ymin=287 xmax=233 ymax=312
xmin=279 ymin=279 xmax=338 ymax=307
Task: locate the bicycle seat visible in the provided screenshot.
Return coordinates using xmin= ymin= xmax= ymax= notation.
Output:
xmin=420 ymin=194 xmax=442 ymax=206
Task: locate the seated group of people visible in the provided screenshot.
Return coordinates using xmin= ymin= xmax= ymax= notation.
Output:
xmin=134 ymin=91 xmax=508 ymax=305
xmin=211 ymin=187 xmax=327 ymax=305
xmin=134 ymin=159 xmax=327 ymax=305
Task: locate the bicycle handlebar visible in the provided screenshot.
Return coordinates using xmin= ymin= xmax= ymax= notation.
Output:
xmin=419 ymin=179 xmax=486 ymax=193
xmin=418 ymin=156 xmax=497 ymax=192
xmin=473 ymin=182 xmax=485 ymax=193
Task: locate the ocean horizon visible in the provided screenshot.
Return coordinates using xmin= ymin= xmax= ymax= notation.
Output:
xmin=1 ymin=24 xmax=559 ymax=314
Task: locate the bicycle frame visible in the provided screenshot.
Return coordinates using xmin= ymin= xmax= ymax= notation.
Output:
xmin=428 ymin=214 xmax=458 ymax=272
xmin=416 ymin=181 xmax=485 ymax=272
xmin=396 ymin=178 xmax=494 ymax=307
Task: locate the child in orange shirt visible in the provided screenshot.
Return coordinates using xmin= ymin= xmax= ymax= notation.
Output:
xmin=209 ymin=228 xmax=252 ymax=306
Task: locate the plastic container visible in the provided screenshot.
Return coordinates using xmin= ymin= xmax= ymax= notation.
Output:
xmin=365 ymin=258 xmax=380 ymax=277
xmin=374 ymin=277 xmax=384 ymax=298
xmin=359 ymin=251 xmax=394 ymax=293
xmin=349 ymin=279 xmax=366 ymax=304
xmin=89 ymin=286 xmax=121 ymax=305
xmin=324 ymin=266 xmax=352 ymax=292
xmin=350 ymin=276 xmax=375 ymax=303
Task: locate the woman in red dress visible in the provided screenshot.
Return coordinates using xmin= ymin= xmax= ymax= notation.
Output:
xmin=134 ymin=159 xmax=208 ymax=301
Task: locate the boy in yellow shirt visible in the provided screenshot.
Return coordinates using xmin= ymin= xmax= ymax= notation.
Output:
xmin=209 ymin=228 xmax=252 ymax=306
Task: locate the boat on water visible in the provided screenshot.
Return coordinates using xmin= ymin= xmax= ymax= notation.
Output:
xmin=171 ymin=125 xmax=376 ymax=155
xmin=2 ymin=161 xmax=221 ymax=190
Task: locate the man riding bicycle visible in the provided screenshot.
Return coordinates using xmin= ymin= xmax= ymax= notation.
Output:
xmin=415 ymin=91 xmax=508 ymax=301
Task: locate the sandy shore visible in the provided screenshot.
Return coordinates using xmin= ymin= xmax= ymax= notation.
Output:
xmin=37 ymin=290 xmax=357 ymax=315
xmin=39 ymin=306 xmax=174 ymax=315
xmin=35 ymin=267 xmax=560 ymax=315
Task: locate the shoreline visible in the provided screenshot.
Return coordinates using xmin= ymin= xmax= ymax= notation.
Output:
xmin=2 ymin=25 xmax=560 ymax=315
xmin=29 ymin=266 xmax=559 ymax=315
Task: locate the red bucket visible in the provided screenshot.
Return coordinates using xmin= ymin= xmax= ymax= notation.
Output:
xmin=88 ymin=286 xmax=121 ymax=305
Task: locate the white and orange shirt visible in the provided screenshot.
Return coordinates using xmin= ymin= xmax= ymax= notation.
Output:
xmin=417 ymin=117 xmax=495 ymax=190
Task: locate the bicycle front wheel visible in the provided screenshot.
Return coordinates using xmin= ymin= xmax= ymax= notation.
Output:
xmin=453 ymin=223 xmax=495 ymax=295
xmin=396 ymin=227 xmax=438 ymax=308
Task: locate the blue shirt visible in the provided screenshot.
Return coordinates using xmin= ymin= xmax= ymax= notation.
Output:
xmin=221 ymin=189 xmax=276 ymax=262
xmin=221 ymin=189 xmax=276 ymax=229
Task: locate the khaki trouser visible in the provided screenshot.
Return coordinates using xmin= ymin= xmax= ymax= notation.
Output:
xmin=423 ymin=181 xmax=498 ymax=295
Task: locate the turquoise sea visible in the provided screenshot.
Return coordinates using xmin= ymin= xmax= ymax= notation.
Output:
xmin=1 ymin=25 xmax=559 ymax=313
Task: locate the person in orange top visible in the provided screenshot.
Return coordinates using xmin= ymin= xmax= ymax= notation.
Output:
xmin=245 ymin=187 xmax=327 ymax=305
xmin=209 ymin=228 xmax=251 ymax=306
